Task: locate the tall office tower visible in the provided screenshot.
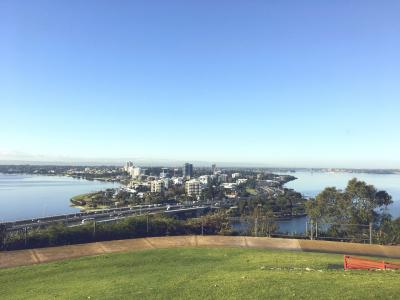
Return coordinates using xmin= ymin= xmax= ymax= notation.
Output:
xmin=183 ymin=163 xmax=193 ymax=179
xmin=160 ymin=168 xmax=170 ymax=178
xmin=211 ymin=164 xmax=216 ymax=174
xmin=124 ymin=161 xmax=134 ymax=172
xmin=130 ymin=167 xmax=142 ymax=178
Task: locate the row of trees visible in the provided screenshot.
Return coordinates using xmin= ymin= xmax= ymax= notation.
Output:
xmin=1 ymin=213 xmax=231 ymax=251
xmin=232 ymin=189 xmax=306 ymax=218
xmin=305 ymin=178 xmax=399 ymax=244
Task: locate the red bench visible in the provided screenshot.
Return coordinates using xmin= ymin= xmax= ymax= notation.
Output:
xmin=344 ymin=255 xmax=400 ymax=270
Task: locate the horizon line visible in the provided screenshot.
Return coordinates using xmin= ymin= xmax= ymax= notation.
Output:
xmin=0 ymin=160 xmax=399 ymax=171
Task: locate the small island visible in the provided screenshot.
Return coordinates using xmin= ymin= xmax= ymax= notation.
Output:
xmin=70 ymin=189 xmax=118 ymax=210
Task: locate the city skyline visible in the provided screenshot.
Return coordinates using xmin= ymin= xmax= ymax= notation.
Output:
xmin=1 ymin=1 xmax=400 ymax=168
xmin=0 ymin=151 xmax=399 ymax=169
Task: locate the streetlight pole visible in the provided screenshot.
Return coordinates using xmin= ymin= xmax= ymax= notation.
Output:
xmin=369 ymin=223 xmax=372 ymax=244
xmin=24 ymin=227 xmax=27 ymax=247
xmin=146 ymin=213 xmax=149 ymax=235
xmin=255 ymin=204 xmax=262 ymax=237
xmin=305 ymin=221 xmax=308 ymax=237
xmin=310 ymin=220 xmax=314 ymax=240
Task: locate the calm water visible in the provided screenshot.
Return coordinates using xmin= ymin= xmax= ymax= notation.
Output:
xmin=0 ymin=174 xmax=119 ymax=222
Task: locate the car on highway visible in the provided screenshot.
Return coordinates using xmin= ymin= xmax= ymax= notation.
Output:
xmin=81 ymin=218 xmax=95 ymax=224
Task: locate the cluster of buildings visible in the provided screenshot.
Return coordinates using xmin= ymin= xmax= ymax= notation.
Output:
xmin=124 ymin=161 xmax=146 ymax=178
xmin=184 ymin=167 xmax=248 ymax=198
xmin=123 ymin=161 xmax=249 ymax=199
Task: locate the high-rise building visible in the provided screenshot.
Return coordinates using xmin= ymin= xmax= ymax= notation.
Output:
xmin=162 ymin=178 xmax=172 ymax=189
xmin=185 ymin=179 xmax=202 ymax=196
xmin=160 ymin=168 xmax=170 ymax=178
xmin=151 ymin=180 xmax=165 ymax=193
xmin=183 ymin=163 xmax=193 ymax=179
xmin=124 ymin=161 xmax=134 ymax=172
xmin=219 ymin=174 xmax=228 ymax=183
xmin=211 ymin=164 xmax=216 ymax=174
xmin=130 ymin=167 xmax=142 ymax=178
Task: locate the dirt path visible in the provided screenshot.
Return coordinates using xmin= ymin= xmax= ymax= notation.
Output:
xmin=1 ymin=235 xmax=399 ymax=269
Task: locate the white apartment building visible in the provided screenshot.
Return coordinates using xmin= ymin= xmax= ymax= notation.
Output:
xmin=129 ymin=167 xmax=142 ymax=178
xmin=185 ymin=179 xmax=202 ymax=196
xmin=232 ymin=172 xmax=240 ymax=179
xmin=198 ymin=175 xmax=210 ymax=185
xmin=162 ymin=178 xmax=172 ymax=189
xmin=172 ymin=177 xmax=184 ymax=185
xmin=151 ymin=180 xmax=165 ymax=193
xmin=236 ymin=178 xmax=248 ymax=185
xmin=221 ymin=182 xmax=237 ymax=189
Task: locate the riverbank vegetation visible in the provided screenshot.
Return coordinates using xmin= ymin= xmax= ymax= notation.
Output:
xmin=231 ymin=189 xmax=307 ymax=218
xmin=1 ymin=213 xmax=231 ymax=251
xmin=70 ymin=190 xmax=117 ymax=209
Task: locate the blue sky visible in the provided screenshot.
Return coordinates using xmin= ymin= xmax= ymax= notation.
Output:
xmin=1 ymin=1 xmax=400 ymax=167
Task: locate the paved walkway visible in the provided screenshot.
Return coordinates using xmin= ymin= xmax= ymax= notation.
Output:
xmin=1 ymin=235 xmax=399 ymax=269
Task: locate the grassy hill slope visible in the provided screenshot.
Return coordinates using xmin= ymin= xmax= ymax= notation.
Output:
xmin=1 ymin=248 xmax=399 ymax=299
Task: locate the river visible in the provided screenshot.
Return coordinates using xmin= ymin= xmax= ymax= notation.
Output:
xmin=0 ymin=174 xmax=120 ymax=222
xmin=1 ymin=171 xmax=399 ymax=230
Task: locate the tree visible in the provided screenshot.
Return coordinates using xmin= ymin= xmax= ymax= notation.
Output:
xmin=251 ymin=208 xmax=277 ymax=237
xmin=305 ymin=178 xmax=394 ymax=242
xmin=306 ymin=179 xmax=393 ymax=226
xmin=0 ymin=224 xmax=6 ymax=250
xmin=200 ymin=182 xmax=214 ymax=201
xmin=305 ymin=187 xmax=349 ymax=224
xmin=377 ymin=217 xmax=400 ymax=245
xmin=186 ymin=212 xmax=232 ymax=235
xmin=144 ymin=193 xmax=163 ymax=204
xmin=345 ymin=178 xmax=392 ymax=225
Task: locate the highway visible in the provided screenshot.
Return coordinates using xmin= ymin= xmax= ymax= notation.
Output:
xmin=1 ymin=205 xmax=213 ymax=231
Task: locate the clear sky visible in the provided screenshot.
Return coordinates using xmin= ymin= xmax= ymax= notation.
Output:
xmin=1 ymin=0 xmax=400 ymax=168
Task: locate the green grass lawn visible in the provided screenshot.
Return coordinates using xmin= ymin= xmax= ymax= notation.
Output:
xmin=1 ymin=248 xmax=399 ymax=299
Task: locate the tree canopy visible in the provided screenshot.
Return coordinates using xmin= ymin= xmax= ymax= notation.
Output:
xmin=306 ymin=178 xmax=393 ymax=225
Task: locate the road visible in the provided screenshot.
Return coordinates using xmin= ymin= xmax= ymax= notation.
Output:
xmin=1 ymin=205 xmax=213 ymax=231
